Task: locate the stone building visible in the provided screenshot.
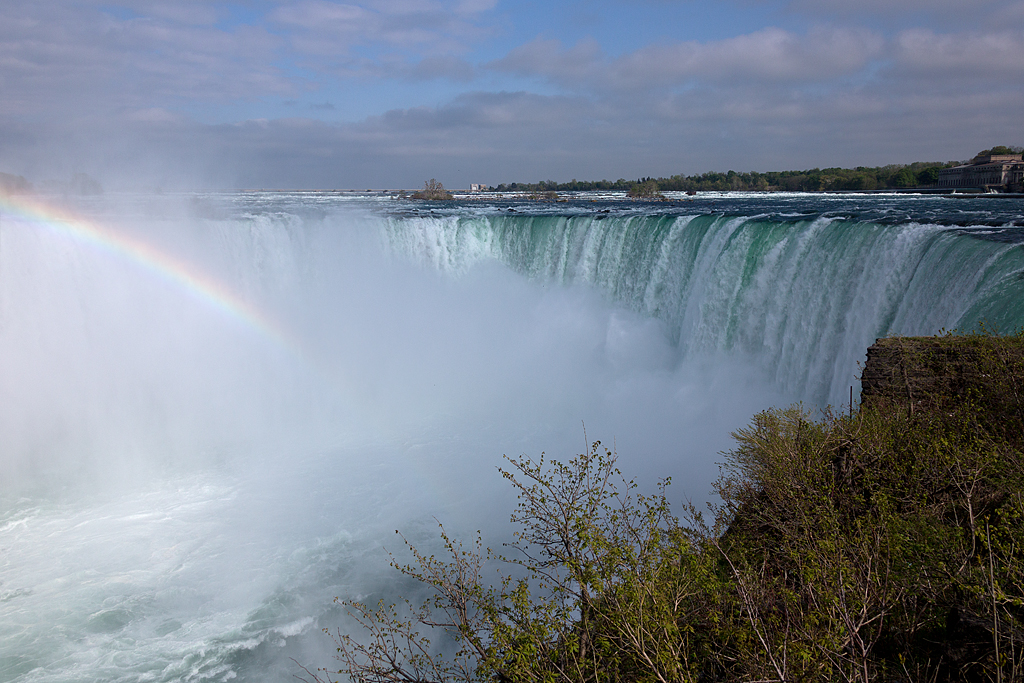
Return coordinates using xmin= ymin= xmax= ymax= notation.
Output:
xmin=938 ymin=152 xmax=1024 ymax=191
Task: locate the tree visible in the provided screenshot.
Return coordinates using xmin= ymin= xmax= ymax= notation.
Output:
xmin=306 ymin=443 xmax=726 ymax=683
xmin=626 ymin=180 xmax=663 ymax=199
xmin=977 ymin=146 xmax=1017 ymax=157
xmin=412 ymin=179 xmax=454 ymax=200
xmin=891 ymin=167 xmax=917 ymax=188
xmin=916 ymin=167 xmax=940 ymax=186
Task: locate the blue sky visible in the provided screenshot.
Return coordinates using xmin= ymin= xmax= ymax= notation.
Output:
xmin=1 ymin=0 xmax=1022 ymax=188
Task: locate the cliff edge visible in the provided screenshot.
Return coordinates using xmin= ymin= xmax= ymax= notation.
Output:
xmin=861 ymin=333 xmax=1024 ymax=442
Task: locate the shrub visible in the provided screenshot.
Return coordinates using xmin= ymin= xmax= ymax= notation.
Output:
xmin=626 ymin=180 xmax=663 ymax=199
xmin=412 ymin=179 xmax=453 ymax=200
xmin=309 ymin=341 xmax=1024 ymax=682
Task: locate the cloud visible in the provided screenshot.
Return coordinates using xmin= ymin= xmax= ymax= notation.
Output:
xmin=490 ymin=27 xmax=885 ymax=91
xmin=784 ymin=0 xmax=1010 ymax=22
xmin=126 ymin=1 xmax=221 ymax=26
xmin=8 ymin=65 xmax=1019 ymax=192
xmin=339 ymin=52 xmax=477 ymax=81
xmin=489 ymin=37 xmax=603 ymax=83
xmin=1 ymin=0 xmax=1021 ymax=190
xmin=613 ymin=27 xmax=884 ymax=85
xmin=373 ymin=91 xmax=601 ymax=133
xmin=0 ymin=0 xmax=291 ymax=120
xmin=269 ymin=0 xmax=495 ymax=59
xmin=894 ymin=28 xmax=1024 ymax=78
xmin=124 ymin=107 xmax=190 ymax=123
xmin=407 ymin=55 xmax=476 ymax=81
xmin=220 ymin=84 xmax=1020 ymax=183
xmin=0 ymin=0 xmax=494 ymax=127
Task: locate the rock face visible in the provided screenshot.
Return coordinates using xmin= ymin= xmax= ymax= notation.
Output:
xmin=861 ymin=335 xmax=1024 ymax=441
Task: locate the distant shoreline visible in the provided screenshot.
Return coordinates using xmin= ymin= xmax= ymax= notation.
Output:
xmin=5 ymin=186 xmax=1024 ymax=200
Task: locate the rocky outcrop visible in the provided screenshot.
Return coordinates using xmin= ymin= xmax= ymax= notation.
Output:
xmin=861 ymin=334 xmax=1024 ymax=442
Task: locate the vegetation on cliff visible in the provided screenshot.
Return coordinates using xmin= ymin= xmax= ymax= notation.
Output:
xmin=311 ymin=333 xmax=1024 ymax=683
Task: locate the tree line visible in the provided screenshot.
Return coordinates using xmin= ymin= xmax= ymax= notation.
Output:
xmin=489 ymin=147 xmax=1024 ymax=193
xmin=492 ymin=162 xmax=957 ymax=193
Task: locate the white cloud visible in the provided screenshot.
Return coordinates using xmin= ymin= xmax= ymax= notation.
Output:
xmin=269 ymin=0 xmax=495 ymax=58
xmin=489 ymin=38 xmax=603 ymax=83
xmin=0 ymin=1 xmax=291 ymax=120
xmin=407 ymin=55 xmax=476 ymax=81
xmin=456 ymin=0 xmax=499 ymax=14
xmin=124 ymin=107 xmax=189 ymax=123
xmin=489 ymin=26 xmax=885 ymax=94
xmin=784 ymin=0 xmax=1008 ymax=20
xmin=271 ymin=2 xmax=372 ymax=34
xmin=611 ymin=26 xmax=884 ymax=86
xmin=1 ymin=0 xmax=1021 ymax=189
xmin=132 ymin=2 xmax=220 ymax=26
xmin=0 ymin=0 xmax=495 ymax=127
xmin=9 ymin=65 xmax=1020 ymax=191
xmin=894 ymin=28 xmax=1024 ymax=77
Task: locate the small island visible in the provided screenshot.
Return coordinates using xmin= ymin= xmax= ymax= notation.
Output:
xmin=411 ymin=178 xmax=454 ymax=200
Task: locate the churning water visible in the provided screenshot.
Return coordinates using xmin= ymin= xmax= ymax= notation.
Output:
xmin=2 ymin=191 xmax=1023 ymax=682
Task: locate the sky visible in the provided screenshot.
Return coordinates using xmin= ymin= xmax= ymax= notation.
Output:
xmin=1 ymin=0 xmax=1022 ymax=189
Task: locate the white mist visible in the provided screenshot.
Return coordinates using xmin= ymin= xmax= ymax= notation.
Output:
xmin=0 ymin=193 xmax=797 ymax=682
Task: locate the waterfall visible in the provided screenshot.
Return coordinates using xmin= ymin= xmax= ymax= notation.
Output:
xmin=3 ymin=193 xmax=1023 ymax=683
xmin=383 ymin=212 xmax=1024 ymax=404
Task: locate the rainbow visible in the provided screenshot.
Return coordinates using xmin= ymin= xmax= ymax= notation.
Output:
xmin=0 ymin=193 xmax=300 ymax=356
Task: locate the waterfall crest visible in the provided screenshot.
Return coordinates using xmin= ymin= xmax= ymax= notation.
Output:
xmin=384 ymin=213 xmax=1024 ymax=404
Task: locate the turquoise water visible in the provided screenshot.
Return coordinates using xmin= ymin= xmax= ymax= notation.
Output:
xmin=1 ymin=191 xmax=1021 ymax=682
xmin=381 ymin=194 xmax=1024 ymax=404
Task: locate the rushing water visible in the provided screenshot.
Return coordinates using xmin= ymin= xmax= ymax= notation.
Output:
xmin=2 ymin=191 xmax=1023 ymax=682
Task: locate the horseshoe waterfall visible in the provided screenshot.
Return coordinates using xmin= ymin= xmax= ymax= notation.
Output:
xmin=2 ymin=192 xmax=1023 ymax=682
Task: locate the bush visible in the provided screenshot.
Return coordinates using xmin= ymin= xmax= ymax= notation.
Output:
xmin=716 ymin=403 xmax=1024 ymax=681
xmin=627 ymin=180 xmax=663 ymax=199
xmin=310 ymin=355 xmax=1024 ymax=682
xmin=412 ymin=179 xmax=453 ymax=200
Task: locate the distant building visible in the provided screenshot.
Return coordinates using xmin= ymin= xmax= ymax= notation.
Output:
xmin=938 ymin=153 xmax=1024 ymax=191
xmin=470 ymin=183 xmax=487 ymax=192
